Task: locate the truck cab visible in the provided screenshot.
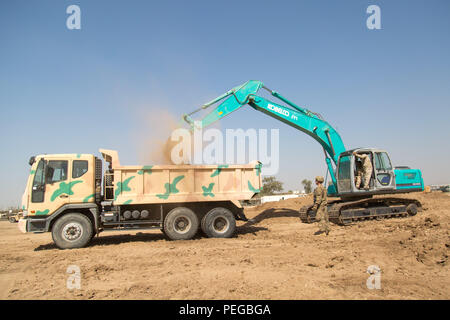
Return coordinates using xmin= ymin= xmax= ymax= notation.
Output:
xmin=19 ymin=154 xmax=102 ymax=235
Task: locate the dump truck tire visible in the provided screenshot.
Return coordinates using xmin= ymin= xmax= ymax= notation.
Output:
xmin=9 ymin=217 xmax=16 ymax=223
xmin=203 ymin=207 xmax=235 ymax=238
xmin=164 ymin=207 xmax=199 ymax=240
xmin=52 ymin=213 xmax=93 ymax=249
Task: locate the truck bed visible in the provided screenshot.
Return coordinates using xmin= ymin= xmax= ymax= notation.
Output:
xmin=101 ymin=150 xmax=262 ymax=206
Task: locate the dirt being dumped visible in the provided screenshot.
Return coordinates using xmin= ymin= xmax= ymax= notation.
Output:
xmin=0 ymin=192 xmax=449 ymax=300
xmin=133 ymin=108 xmax=223 ymax=166
xmin=135 ymin=109 xmax=183 ymax=165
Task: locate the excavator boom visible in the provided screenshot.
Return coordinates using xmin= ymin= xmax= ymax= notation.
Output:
xmin=184 ymin=80 xmax=345 ymax=187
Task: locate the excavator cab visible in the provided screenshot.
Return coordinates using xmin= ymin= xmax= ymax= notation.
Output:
xmin=336 ymin=148 xmax=395 ymax=197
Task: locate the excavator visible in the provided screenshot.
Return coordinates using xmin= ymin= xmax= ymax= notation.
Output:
xmin=182 ymin=80 xmax=424 ymax=225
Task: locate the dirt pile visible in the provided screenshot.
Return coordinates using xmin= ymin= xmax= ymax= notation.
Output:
xmin=0 ymin=192 xmax=449 ymax=299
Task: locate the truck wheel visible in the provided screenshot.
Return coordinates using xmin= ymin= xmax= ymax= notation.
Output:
xmin=9 ymin=217 xmax=16 ymax=223
xmin=51 ymin=213 xmax=93 ymax=249
xmin=163 ymin=207 xmax=199 ymax=240
xmin=203 ymin=207 xmax=236 ymax=238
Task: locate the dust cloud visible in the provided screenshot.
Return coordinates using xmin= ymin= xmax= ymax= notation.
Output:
xmin=133 ymin=109 xmax=186 ymax=165
xmin=133 ymin=105 xmax=224 ymax=166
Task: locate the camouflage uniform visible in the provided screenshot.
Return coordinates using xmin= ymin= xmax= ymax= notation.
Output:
xmin=354 ymin=153 xmax=372 ymax=190
xmin=355 ymin=161 xmax=363 ymax=189
xmin=312 ymin=177 xmax=330 ymax=234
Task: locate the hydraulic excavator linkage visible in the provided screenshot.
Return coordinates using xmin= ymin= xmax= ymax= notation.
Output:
xmin=183 ymin=80 xmax=424 ymax=225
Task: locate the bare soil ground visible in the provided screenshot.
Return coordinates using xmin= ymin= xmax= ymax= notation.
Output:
xmin=0 ymin=192 xmax=449 ymax=300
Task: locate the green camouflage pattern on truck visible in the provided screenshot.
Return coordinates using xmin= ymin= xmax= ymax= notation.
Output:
xmin=23 ymin=154 xmax=96 ymax=218
xmin=21 ymin=150 xmax=262 ymax=220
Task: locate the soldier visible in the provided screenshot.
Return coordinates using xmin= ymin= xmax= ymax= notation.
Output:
xmin=355 ymin=159 xmax=363 ymax=189
xmin=312 ymin=176 xmax=330 ymax=236
xmin=353 ymin=151 xmax=373 ymax=190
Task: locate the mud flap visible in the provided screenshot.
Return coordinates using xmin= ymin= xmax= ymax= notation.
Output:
xmin=235 ymin=209 xmax=249 ymax=221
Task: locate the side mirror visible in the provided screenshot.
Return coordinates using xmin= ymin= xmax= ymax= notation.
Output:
xmin=29 ymin=156 xmax=36 ymax=166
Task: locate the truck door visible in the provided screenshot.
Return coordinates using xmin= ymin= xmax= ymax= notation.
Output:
xmin=373 ymin=152 xmax=395 ymax=190
xmin=69 ymin=157 xmax=95 ymax=204
xmin=28 ymin=158 xmax=70 ymax=216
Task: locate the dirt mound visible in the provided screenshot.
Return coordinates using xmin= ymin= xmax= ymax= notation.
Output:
xmin=0 ymin=192 xmax=449 ymax=299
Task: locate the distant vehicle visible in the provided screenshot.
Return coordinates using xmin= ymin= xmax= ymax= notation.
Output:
xmin=429 ymin=185 xmax=450 ymax=192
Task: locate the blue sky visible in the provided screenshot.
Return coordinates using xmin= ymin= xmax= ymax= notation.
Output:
xmin=1 ymin=0 xmax=449 ymax=207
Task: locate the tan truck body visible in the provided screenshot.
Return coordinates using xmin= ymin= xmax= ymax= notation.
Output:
xmin=100 ymin=149 xmax=262 ymax=208
xmin=19 ymin=149 xmax=262 ymax=248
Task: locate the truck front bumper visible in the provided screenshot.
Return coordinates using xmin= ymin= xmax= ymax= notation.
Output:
xmin=18 ymin=217 xmax=47 ymax=233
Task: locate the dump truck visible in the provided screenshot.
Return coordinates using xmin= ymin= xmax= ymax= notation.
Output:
xmin=18 ymin=149 xmax=262 ymax=249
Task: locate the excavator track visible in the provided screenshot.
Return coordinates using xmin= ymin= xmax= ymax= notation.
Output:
xmin=299 ymin=197 xmax=421 ymax=225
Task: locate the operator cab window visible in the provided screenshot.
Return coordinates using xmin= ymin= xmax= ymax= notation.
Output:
xmin=73 ymin=160 xmax=88 ymax=178
xmin=379 ymin=152 xmax=392 ymax=170
xmin=374 ymin=152 xmax=393 ymax=186
xmin=375 ymin=152 xmax=392 ymax=171
xmin=46 ymin=161 xmax=68 ymax=184
xmin=338 ymin=156 xmax=351 ymax=180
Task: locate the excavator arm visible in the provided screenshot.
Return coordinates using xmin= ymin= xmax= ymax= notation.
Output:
xmin=183 ymin=80 xmax=346 ymax=186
